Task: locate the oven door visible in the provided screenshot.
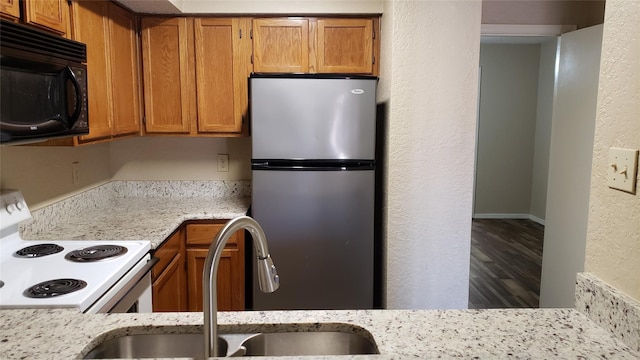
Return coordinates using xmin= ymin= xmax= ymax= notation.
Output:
xmin=86 ymin=255 xmax=158 ymax=314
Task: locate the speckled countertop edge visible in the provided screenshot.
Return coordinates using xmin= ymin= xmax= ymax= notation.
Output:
xmin=1 ymin=308 xmax=638 ymax=359
xmin=19 ymin=181 xmax=251 ymax=249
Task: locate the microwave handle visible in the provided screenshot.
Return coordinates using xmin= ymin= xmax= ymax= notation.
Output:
xmin=66 ymin=66 xmax=83 ymax=123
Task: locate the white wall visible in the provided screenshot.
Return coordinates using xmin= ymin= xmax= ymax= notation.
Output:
xmin=110 ymin=137 xmax=251 ymax=181
xmin=529 ymin=38 xmax=557 ymax=221
xmin=585 ymin=0 xmax=640 ymax=301
xmin=116 ymin=0 xmax=383 ymax=14
xmin=380 ymin=0 xmax=481 ymax=309
xmin=539 ymin=24 xmax=603 ymax=308
xmin=474 ymin=44 xmax=540 ymax=216
xmin=0 ymin=143 xmax=111 ymax=209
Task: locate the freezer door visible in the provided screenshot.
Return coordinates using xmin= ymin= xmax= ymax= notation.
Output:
xmin=252 ymin=169 xmax=374 ymax=310
xmin=251 ymin=77 xmax=377 ymax=160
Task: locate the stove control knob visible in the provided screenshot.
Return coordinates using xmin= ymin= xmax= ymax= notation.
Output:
xmin=6 ymin=203 xmax=17 ymax=214
xmin=15 ymin=201 xmax=24 ymax=211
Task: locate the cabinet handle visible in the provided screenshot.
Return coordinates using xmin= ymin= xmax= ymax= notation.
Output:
xmin=250 ymin=29 xmax=253 ymax=39
xmin=239 ymin=29 xmax=242 ymax=39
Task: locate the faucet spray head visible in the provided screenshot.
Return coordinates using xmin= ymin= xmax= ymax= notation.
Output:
xmin=257 ymin=254 xmax=280 ymax=293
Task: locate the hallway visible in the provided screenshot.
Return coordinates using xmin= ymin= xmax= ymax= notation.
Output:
xmin=468 ymin=219 xmax=545 ymax=309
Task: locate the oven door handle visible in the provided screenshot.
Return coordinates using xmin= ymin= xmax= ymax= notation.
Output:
xmin=99 ymin=256 xmax=159 ymax=313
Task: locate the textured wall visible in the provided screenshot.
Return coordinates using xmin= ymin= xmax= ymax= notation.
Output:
xmin=585 ymin=0 xmax=640 ymax=300
xmin=475 ymin=44 xmax=540 ymax=216
xmin=0 ymin=144 xmax=111 ymax=209
xmin=379 ymin=0 xmax=481 ymax=309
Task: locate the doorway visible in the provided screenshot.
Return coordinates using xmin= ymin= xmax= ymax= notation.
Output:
xmin=470 ymin=35 xmax=558 ymax=308
xmin=470 ymin=25 xmax=604 ymax=309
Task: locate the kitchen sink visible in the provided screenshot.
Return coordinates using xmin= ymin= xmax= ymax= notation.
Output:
xmin=240 ymin=331 xmax=378 ymax=356
xmin=83 ymin=327 xmax=379 ymax=358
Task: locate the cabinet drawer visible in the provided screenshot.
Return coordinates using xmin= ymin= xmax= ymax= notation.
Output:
xmin=186 ymin=223 xmax=239 ymax=247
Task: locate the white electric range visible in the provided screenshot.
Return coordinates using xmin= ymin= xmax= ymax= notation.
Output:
xmin=0 ymin=190 xmax=154 ymax=313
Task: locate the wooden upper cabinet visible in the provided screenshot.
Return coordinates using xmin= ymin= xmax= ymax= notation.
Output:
xmin=141 ymin=17 xmax=191 ymax=133
xmin=73 ymin=1 xmax=140 ymax=143
xmin=194 ymin=18 xmax=248 ymax=133
xmin=24 ymin=0 xmax=69 ymax=36
xmin=316 ymin=18 xmax=374 ymax=74
xmin=252 ymin=18 xmax=309 ymax=73
xmin=108 ymin=3 xmax=141 ymax=136
xmin=0 ymin=0 xmax=20 ymax=20
xmin=73 ymin=1 xmax=113 ymax=142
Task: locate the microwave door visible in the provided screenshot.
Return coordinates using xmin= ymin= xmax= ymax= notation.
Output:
xmin=0 ymin=66 xmax=71 ymax=139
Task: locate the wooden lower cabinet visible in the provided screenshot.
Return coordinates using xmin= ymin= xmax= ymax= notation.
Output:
xmin=152 ymin=251 xmax=188 ymax=312
xmin=151 ymin=221 xmax=245 ymax=312
xmin=151 ymin=228 xmax=188 ymax=312
xmin=186 ymin=223 xmax=245 ymax=311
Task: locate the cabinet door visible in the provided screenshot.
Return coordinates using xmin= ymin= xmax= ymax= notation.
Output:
xmin=141 ymin=17 xmax=191 ymax=133
xmin=252 ymin=18 xmax=309 ymax=73
xmin=108 ymin=3 xmax=141 ymax=137
xmin=194 ymin=18 xmax=249 ymax=133
xmin=24 ymin=0 xmax=69 ymax=35
xmin=317 ymin=19 xmax=373 ymax=74
xmin=72 ymin=1 xmax=113 ymax=142
xmin=187 ymin=247 xmax=243 ymax=312
xmin=186 ymin=223 xmax=245 ymax=312
xmin=0 ymin=0 xmax=20 ymax=20
xmin=152 ymin=252 xmax=189 ymax=312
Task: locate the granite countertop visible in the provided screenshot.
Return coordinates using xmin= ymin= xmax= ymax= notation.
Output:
xmin=20 ymin=181 xmax=251 ymax=249
xmin=0 ymin=307 xmax=637 ymax=359
xmin=5 ymin=182 xmax=638 ymax=358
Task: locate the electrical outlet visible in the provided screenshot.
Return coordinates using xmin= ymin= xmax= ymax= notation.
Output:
xmin=607 ymin=147 xmax=639 ymax=194
xmin=72 ymin=161 xmax=80 ymax=184
xmin=217 ymin=154 xmax=229 ymax=172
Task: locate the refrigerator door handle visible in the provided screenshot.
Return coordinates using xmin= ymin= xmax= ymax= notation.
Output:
xmin=252 ymin=160 xmax=375 ymax=171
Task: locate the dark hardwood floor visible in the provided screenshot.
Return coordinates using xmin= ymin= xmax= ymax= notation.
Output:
xmin=468 ymin=218 xmax=544 ymax=309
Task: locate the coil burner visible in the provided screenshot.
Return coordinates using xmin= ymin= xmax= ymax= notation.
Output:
xmin=15 ymin=244 xmax=64 ymax=258
xmin=65 ymin=245 xmax=128 ymax=262
xmin=24 ymin=278 xmax=87 ymax=298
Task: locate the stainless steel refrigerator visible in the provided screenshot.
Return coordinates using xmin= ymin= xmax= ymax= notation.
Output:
xmin=250 ymin=74 xmax=378 ymax=310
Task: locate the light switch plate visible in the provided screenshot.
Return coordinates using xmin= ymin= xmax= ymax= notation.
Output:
xmin=607 ymin=147 xmax=639 ymax=194
xmin=217 ymin=154 xmax=229 ymax=172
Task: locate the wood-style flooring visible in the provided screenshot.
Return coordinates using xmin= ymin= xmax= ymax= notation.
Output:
xmin=468 ymin=218 xmax=544 ymax=309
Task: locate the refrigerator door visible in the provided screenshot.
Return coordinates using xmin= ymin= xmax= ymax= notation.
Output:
xmin=251 ymin=75 xmax=377 ymax=160
xmin=252 ymin=168 xmax=374 ymax=310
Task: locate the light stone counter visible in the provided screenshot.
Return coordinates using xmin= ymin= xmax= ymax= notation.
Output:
xmin=5 ymin=182 xmax=639 ymax=358
xmin=0 ymin=307 xmax=637 ymax=359
xmin=19 ymin=181 xmax=251 ymax=249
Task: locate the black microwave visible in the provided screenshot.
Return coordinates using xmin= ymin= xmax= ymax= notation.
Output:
xmin=0 ymin=19 xmax=89 ymax=145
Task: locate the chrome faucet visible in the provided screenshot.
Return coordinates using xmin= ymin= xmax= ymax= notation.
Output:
xmin=203 ymin=216 xmax=280 ymax=358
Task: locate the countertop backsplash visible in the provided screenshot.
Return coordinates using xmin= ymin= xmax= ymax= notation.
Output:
xmin=576 ymin=272 xmax=640 ymax=352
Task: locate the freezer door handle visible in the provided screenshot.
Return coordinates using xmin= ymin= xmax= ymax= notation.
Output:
xmin=252 ymin=160 xmax=375 ymax=171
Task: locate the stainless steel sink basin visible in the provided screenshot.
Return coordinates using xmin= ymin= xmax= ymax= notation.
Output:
xmin=83 ymin=329 xmax=379 ymax=358
xmin=83 ymin=333 xmax=224 ymax=359
xmin=241 ymin=331 xmax=378 ymax=356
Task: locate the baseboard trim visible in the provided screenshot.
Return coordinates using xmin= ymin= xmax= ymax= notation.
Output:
xmin=473 ymin=213 xmax=545 ymax=226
